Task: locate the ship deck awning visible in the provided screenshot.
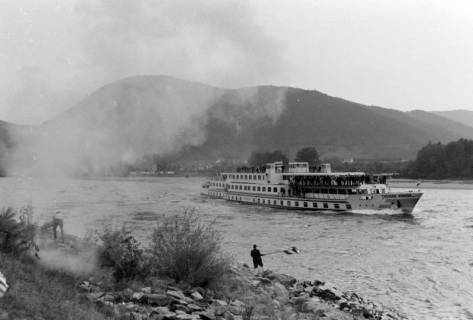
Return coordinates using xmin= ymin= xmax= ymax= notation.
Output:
xmin=282 ymin=172 xmax=366 ymax=177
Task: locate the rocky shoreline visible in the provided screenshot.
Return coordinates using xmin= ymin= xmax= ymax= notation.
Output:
xmin=79 ymin=264 xmax=406 ymax=320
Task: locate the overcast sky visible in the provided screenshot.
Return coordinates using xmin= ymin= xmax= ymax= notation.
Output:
xmin=0 ymin=0 xmax=472 ymax=124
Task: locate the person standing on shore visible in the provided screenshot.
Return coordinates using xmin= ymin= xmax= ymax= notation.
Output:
xmin=52 ymin=211 xmax=64 ymax=242
xmin=250 ymin=244 xmax=265 ymax=274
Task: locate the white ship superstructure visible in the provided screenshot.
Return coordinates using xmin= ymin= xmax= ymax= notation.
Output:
xmin=202 ymin=161 xmax=422 ymax=214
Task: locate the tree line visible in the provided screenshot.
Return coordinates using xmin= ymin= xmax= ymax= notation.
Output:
xmin=405 ymin=138 xmax=473 ymax=179
xmin=248 ymin=139 xmax=473 ymax=180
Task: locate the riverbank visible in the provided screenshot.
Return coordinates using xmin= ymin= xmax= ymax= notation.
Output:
xmin=0 ymin=254 xmax=405 ymax=320
xmin=390 ymin=178 xmax=473 ymax=189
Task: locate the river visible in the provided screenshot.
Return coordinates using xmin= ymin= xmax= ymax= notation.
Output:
xmin=1 ymin=177 xmax=472 ymax=319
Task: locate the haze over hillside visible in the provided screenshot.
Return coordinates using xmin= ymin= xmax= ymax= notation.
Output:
xmin=432 ymin=110 xmax=473 ymax=129
xmin=3 ymin=75 xmax=473 ymax=176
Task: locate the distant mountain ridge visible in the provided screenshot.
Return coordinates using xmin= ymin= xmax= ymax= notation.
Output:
xmin=2 ymin=75 xmax=473 ymax=175
xmin=432 ymin=110 xmax=473 ymax=129
xmin=43 ymin=76 xmax=473 ymax=161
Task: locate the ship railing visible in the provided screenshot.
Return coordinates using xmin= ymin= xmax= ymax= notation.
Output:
xmin=304 ymin=193 xmax=348 ymax=200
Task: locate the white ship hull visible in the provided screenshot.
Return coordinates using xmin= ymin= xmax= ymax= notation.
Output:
xmin=202 ymin=189 xmax=422 ymax=214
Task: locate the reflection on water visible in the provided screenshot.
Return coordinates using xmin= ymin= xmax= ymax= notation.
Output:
xmin=1 ymin=177 xmax=473 ymax=319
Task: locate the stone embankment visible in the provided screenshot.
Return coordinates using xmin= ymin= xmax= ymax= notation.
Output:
xmin=79 ymin=265 xmax=407 ymax=320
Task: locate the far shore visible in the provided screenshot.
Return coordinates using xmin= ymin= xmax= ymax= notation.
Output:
xmin=390 ymin=179 xmax=473 ymax=189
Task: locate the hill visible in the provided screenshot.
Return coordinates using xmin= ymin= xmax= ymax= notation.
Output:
xmin=6 ymin=75 xmax=473 ymax=175
xmin=433 ymin=110 xmax=473 ymax=129
xmin=199 ymin=87 xmax=473 ymax=160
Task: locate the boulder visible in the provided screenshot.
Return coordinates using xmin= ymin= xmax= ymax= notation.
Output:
xmin=311 ymin=286 xmax=341 ymax=302
xmin=300 ymin=297 xmax=326 ymax=314
xmin=254 ymin=276 xmax=272 ymax=285
xmin=212 ymin=299 xmax=228 ymax=307
xmin=150 ymin=306 xmax=176 ymax=319
xmin=141 ymin=287 xmax=152 ymax=294
xmin=78 ymin=280 xmax=91 ymax=292
xmin=86 ymin=291 xmax=105 ymax=301
xmin=187 ymin=303 xmax=204 ymax=312
xmin=130 ymin=311 xmax=145 ymax=320
xmin=132 ymin=292 xmax=145 ymax=302
xmin=191 ymin=290 xmax=204 ymax=301
xmin=167 ymin=289 xmax=189 ymax=301
xmin=265 ymin=273 xmax=297 ymax=287
xmin=214 ymin=305 xmax=228 ymax=316
xmin=196 ymin=309 xmax=217 ymax=320
xmin=147 ymin=293 xmax=172 ymax=306
xmin=102 ymin=293 xmax=116 ymax=302
xmin=272 ymin=282 xmax=289 ymax=303
xmin=228 ymin=305 xmax=242 ymax=315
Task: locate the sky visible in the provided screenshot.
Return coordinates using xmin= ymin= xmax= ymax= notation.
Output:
xmin=0 ymin=0 xmax=472 ymax=125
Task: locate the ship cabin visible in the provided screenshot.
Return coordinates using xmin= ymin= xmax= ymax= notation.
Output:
xmin=214 ymin=161 xmax=393 ymax=199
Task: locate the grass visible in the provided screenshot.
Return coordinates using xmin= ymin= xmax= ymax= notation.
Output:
xmin=0 ymin=207 xmax=233 ymax=319
xmin=0 ymin=253 xmax=108 ymax=320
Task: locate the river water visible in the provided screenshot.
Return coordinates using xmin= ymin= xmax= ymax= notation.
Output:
xmin=1 ymin=177 xmax=473 ymax=319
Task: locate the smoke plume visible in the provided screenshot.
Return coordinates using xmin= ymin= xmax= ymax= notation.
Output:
xmin=5 ymin=76 xmax=288 ymax=176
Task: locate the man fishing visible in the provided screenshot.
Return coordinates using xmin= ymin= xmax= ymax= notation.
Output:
xmin=250 ymin=244 xmax=264 ymax=274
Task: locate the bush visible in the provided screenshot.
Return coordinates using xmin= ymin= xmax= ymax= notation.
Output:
xmin=97 ymin=227 xmax=148 ymax=282
xmin=0 ymin=207 xmax=37 ymax=256
xmin=149 ymin=209 xmax=230 ymax=287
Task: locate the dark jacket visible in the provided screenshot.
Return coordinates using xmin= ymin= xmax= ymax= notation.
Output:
xmin=251 ymin=248 xmax=263 ymax=262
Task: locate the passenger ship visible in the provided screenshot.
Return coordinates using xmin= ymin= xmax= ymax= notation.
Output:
xmin=202 ymin=161 xmax=422 ymax=214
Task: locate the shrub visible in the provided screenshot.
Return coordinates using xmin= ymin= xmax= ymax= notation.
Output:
xmin=97 ymin=227 xmax=148 ymax=282
xmin=0 ymin=207 xmax=37 ymax=256
xmin=149 ymin=209 xmax=230 ymax=287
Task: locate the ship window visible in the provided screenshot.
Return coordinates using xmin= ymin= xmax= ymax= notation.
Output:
xmin=287 ymin=201 xmax=291 ymax=206
xmin=273 ymin=200 xmax=277 ymax=205
xmin=304 ymin=202 xmax=308 ymax=208
xmin=239 ymin=185 xmax=242 ymax=190
xmin=280 ymin=200 xmax=284 ymax=205
xmin=312 ymin=202 xmax=317 ymax=208
xmin=323 ymin=203 xmax=328 ymax=209
xmin=257 ymin=186 xmax=261 ymax=191
xmin=258 ymin=176 xmax=261 ymax=180
xmin=295 ymin=202 xmax=299 ymax=207
xmin=258 ymin=198 xmax=260 ymax=203
xmin=280 ymin=188 xmax=285 ymax=193
xmin=273 ymin=187 xmax=277 ymax=192
xmin=252 ymin=186 xmax=256 ymax=191
xmin=249 ymin=175 xmax=252 ymax=180
xmin=262 ymin=199 xmax=265 ymax=204
xmin=245 ymin=175 xmax=248 ymax=179
xmin=334 ymin=204 xmax=340 ymax=209
xmin=262 ymin=187 xmax=266 ymax=192
xmin=346 ymin=204 xmax=352 ymax=209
